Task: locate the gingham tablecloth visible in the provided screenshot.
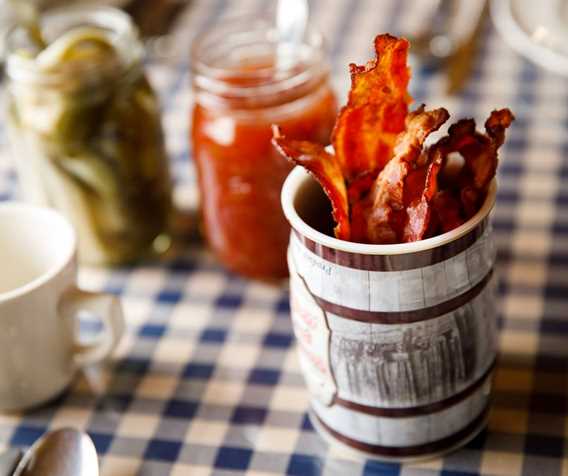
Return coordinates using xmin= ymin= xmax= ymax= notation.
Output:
xmin=1 ymin=0 xmax=567 ymax=475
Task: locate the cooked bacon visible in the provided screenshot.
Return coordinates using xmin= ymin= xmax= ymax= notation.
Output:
xmin=433 ymin=108 xmax=514 ymax=219
xmin=347 ymin=172 xmax=375 ymax=205
xmin=432 ymin=190 xmax=464 ymax=233
xmin=351 ymin=107 xmax=449 ymax=243
xmin=332 ymin=34 xmax=411 ymax=182
xmin=404 ymin=200 xmax=430 ymax=242
xmin=271 ymin=32 xmax=514 ymax=245
xmin=272 ymin=127 xmax=350 ymax=240
xmin=403 ymin=147 xmax=444 ymax=242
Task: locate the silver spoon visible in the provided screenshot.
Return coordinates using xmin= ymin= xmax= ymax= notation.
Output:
xmin=11 ymin=428 xmax=98 ymax=476
xmin=0 ymin=449 xmax=22 ymax=476
xmin=407 ymin=0 xmax=456 ymax=64
xmin=276 ymin=0 xmax=309 ymax=69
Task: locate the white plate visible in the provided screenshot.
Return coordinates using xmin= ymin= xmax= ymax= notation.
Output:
xmin=491 ymin=0 xmax=568 ymax=75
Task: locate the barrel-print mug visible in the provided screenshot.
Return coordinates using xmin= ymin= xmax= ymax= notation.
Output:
xmin=281 ymin=167 xmax=498 ymax=461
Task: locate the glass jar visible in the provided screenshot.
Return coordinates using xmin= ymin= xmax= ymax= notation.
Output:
xmin=5 ymin=6 xmax=173 ymax=265
xmin=191 ymin=17 xmax=337 ymax=280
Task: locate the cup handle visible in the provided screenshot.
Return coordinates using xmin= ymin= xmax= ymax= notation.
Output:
xmin=60 ymin=288 xmax=125 ymax=368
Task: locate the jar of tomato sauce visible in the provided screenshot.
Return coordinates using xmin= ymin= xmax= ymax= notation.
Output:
xmin=191 ymin=17 xmax=337 ymax=280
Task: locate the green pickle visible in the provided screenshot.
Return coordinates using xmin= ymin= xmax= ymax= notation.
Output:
xmin=7 ymin=19 xmax=173 ymax=264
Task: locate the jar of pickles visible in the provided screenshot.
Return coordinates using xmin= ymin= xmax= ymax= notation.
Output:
xmin=5 ymin=6 xmax=172 ymax=265
xmin=191 ymin=16 xmax=337 ymax=280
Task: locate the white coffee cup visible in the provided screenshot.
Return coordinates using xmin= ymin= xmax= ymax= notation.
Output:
xmin=0 ymin=202 xmax=125 ymax=412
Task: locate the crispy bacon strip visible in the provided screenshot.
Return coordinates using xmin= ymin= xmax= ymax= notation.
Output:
xmin=404 ymin=109 xmax=513 ymax=239
xmin=477 ymin=109 xmax=515 ymax=187
xmin=434 ymin=108 xmax=514 ymax=218
xmin=352 ymin=106 xmax=449 ymax=243
xmin=347 ymin=172 xmax=375 ymax=205
xmin=432 ymin=190 xmax=464 ymax=233
xmin=332 ymin=34 xmax=412 ymax=182
xmin=403 ymin=148 xmax=444 ymax=242
xmin=272 ymin=127 xmax=350 ymax=240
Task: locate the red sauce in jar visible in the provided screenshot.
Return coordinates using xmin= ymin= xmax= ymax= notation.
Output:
xmin=191 ymin=58 xmax=336 ymax=279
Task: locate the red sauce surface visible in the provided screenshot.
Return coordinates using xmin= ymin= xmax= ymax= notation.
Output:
xmin=192 ymin=69 xmax=336 ymax=279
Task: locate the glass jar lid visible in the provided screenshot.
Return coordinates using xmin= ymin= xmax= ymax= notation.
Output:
xmin=191 ymin=14 xmax=330 ymax=109
xmin=5 ymin=5 xmax=143 ymax=86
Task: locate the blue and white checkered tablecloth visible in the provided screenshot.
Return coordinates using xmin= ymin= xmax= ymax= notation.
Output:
xmin=1 ymin=0 xmax=568 ymax=474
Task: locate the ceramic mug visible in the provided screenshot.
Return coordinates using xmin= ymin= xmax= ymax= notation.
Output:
xmin=0 ymin=202 xmax=125 ymax=412
xmin=281 ymin=167 xmax=498 ymax=461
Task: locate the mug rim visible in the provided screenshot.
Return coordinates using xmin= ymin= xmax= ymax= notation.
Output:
xmin=0 ymin=202 xmax=76 ymax=303
xmin=281 ymin=166 xmax=497 ymax=255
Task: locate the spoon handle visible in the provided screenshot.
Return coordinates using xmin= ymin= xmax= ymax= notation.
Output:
xmin=276 ymin=0 xmax=309 ymax=69
xmin=0 ymin=448 xmax=23 ymax=476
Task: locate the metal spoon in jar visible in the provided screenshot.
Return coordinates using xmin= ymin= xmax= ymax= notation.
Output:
xmin=276 ymin=0 xmax=309 ymax=69
xmin=9 ymin=428 xmax=99 ymax=476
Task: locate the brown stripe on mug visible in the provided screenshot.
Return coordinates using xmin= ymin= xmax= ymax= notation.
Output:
xmin=294 ymin=217 xmax=488 ymax=272
xmin=333 ymin=359 xmax=495 ymax=418
xmin=313 ymin=405 xmax=489 ymax=458
xmin=313 ymin=269 xmax=493 ymax=325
